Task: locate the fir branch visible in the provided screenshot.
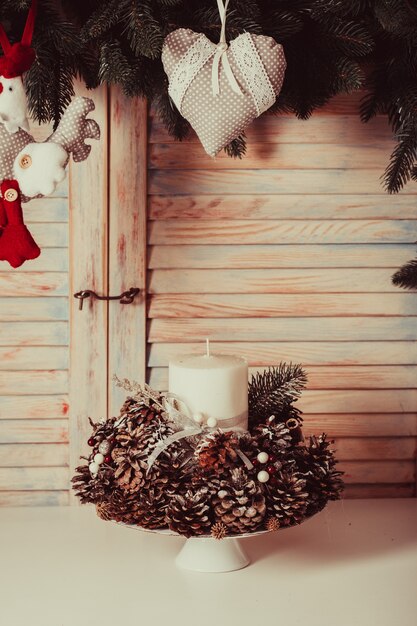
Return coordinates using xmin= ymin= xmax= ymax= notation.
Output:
xmin=122 ymin=0 xmax=165 ymax=60
xmin=315 ymin=16 xmax=374 ymax=58
xmin=392 ymin=256 xmax=417 ymax=290
xmin=248 ymin=363 xmax=307 ymax=424
xmin=223 ymin=134 xmax=247 ymax=158
xmin=383 ymin=119 xmax=417 ymax=193
xmin=81 ymin=0 xmax=124 ymax=41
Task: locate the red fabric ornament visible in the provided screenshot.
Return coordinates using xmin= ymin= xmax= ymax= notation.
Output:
xmin=0 ymin=0 xmax=37 ymax=78
xmin=0 ymin=44 xmax=36 ymax=79
xmin=0 ymin=179 xmax=40 ymax=268
xmin=0 ymin=197 xmax=6 ymax=229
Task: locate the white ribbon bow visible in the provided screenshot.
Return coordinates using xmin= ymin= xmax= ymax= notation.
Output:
xmin=146 ymin=393 xmax=253 ymax=473
xmin=211 ymin=0 xmax=243 ymax=96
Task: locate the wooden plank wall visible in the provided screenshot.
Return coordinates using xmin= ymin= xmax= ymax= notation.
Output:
xmin=147 ymin=94 xmax=417 ymax=498
xmin=0 ymin=133 xmax=69 ymax=506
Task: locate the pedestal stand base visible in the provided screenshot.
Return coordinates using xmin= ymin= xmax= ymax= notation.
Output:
xmin=175 ymin=537 xmax=250 ymax=573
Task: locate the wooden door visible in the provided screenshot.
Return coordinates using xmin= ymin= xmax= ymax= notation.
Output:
xmin=69 ymin=87 xmax=147 ymax=493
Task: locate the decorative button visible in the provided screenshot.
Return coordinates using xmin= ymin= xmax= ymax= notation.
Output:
xmin=4 ymin=188 xmax=18 ymax=202
xmin=19 ymin=154 xmax=32 ymax=169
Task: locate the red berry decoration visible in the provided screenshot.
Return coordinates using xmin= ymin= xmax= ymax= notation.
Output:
xmin=104 ymin=455 xmax=112 ymax=464
xmin=252 ymin=458 xmax=259 ymax=467
xmin=267 ymin=465 xmax=276 ymax=475
xmin=87 ymin=437 xmax=95 ymax=447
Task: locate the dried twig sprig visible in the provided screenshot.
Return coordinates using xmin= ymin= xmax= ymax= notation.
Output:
xmin=113 ymin=375 xmax=166 ymax=413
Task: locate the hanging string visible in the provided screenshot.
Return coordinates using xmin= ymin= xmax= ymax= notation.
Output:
xmin=211 ymin=0 xmax=243 ymax=96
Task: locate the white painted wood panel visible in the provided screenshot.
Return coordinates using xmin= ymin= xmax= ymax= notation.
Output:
xmin=0 ymin=128 xmax=70 ymax=504
xmin=149 ymin=317 xmax=417 ymax=341
xmin=149 ymin=341 xmax=417 ymax=366
xmin=148 ymin=244 xmax=416 ymax=269
xmin=107 ymin=89 xmax=147 ymax=414
xmin=149 ymin=195 xmax=417 ymax=220
xmin=148 ymin=365 xmax=417 ymax=391
xmin=69 ymin=85 xmax=109 ymax=502
xmin=0 ymin=443 xmax=69 ymax=466
xmin=148 ymin=293 xmax=417 ymax=317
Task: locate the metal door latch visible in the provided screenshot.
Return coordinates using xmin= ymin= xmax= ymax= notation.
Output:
xmin=73 ymin=287 xmax=140 ymax=310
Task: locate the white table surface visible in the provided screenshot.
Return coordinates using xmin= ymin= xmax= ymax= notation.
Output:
xmin=1 ymin=499 xmax=416 ymax=626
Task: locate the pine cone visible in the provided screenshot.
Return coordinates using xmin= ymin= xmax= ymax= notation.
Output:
xmin=134 ymin=486 xmax=169 ymax=529
xmin=72 ymin=463 xmax=115 ymax=504
xmin=252 ymin=421 xmax=293 ymax=458
xmin=211 ymin=521 xmax=227 ymax=540
xmin=197 ymin=430 xmax=239 ymax=474
xmin=294 ymin=435 xmax=344 ymax=516
xmin=213 ymin=468 xmax=266 ymax=534
xmin=112 ymin=447 xmax=146 ymax=494
xmin=118 ymin=396 xmax=161 ymax=428
xmin=151 ymin=447 xmax=194 ymax=497
xmin=266 ymin=471 xmax=309 ymax=527
xmin=95 ymin=490 xmax=142 ymax=524
xmin=265 ymin=516 xmax=280 ymax=532
xmin=167 ymin=488 xmax=212 ymax=537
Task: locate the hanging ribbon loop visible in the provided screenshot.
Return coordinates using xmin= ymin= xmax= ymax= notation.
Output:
xmin=211 ymin=0 xmax=243 ymax=96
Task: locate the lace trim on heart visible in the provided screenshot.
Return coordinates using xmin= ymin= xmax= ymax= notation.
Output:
xmin=231 ymin=33 xmax=276 ymax=116
xmin=167 ymin=34 xmax=216 ymax=112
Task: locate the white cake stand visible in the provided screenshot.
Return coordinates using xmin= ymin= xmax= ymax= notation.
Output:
xmin=117 ymin=523 xmax=269 ymax=573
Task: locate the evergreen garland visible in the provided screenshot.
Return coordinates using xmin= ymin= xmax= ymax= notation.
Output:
xmin=3 ymin=0 xmax=417 ymax=287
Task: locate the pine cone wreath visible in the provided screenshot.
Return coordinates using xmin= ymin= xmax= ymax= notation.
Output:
xmin=196 ymin=430 xmax=239 ymax=474
xmin=266 ymin=471 xmax=309 ymax=528
xmin=213 ymin=468 xmax=266 ymax=534
xmin=167 ymin=488 xmax=212 ymax=537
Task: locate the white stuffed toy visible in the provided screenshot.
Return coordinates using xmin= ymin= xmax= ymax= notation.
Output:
xmin=0 ymin=0 xmax=100 ymax=268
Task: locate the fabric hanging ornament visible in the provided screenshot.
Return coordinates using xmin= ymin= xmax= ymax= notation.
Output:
xmin=0 ymin=0 xmax=37 ymax=133
xmin=162 ymin=0 xmax=286 ymax=157
xmin=0 ymin=179 xmax=40 ymax=267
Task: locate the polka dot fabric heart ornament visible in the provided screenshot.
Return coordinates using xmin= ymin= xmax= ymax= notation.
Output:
xmin=161 ymin=0 xmax=286 ymax=157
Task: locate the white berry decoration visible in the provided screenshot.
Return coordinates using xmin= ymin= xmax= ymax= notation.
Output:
xmin=98 ymin=440 xmax=111 ymax=455
xmin=89 ymin=462 xmax=99 ymax=475
xmin=257 ymin=451 xmax=269 ymax=464
xmin=257 ymin=470 xmax=270 ymax=483
xmin=207 ymin=417 xmax=218 ymax=428
xmin=193 ymin=412 xmax=204 ymax=424
xmin=94 ymin=453 xmax=104 ymax=465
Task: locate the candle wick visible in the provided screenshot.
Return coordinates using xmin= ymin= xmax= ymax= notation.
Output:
xmin=206 ymin=338 xmax=210 ymax=357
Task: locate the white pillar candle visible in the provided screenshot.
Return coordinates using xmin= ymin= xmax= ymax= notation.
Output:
xmin=168 ymin=349 xmax=248 ymax=432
